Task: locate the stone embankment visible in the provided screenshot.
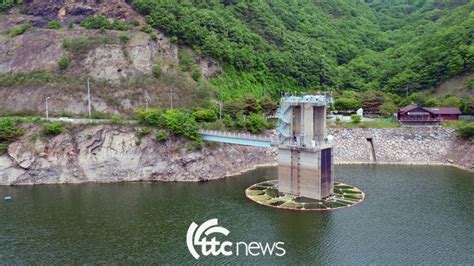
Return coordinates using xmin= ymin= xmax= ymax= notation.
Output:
xmin=329 ymin=127 xmax=473 ymax=169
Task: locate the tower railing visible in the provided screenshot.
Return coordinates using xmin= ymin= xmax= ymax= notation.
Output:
xmin=276 ymin=93 xmax=334 ymax=145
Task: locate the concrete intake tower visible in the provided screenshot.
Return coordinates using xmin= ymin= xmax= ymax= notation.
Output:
xmin=277 ymin=93 xmax=334 ymax=200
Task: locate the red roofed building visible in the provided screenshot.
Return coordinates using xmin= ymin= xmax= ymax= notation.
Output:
xmin=397 ymin=105 xmax=461 ymax=125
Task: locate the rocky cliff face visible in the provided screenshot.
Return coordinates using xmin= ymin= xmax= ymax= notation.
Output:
xmin=0 ymin=26 xmax=177 ymax=78
xmin=0 ymin=125 xmax=276 ymax=185
xmin=0 ymin=1 xmax=220 ymax=115
xmin=1 ymin=0 xmax=221 ymax=80
xmin=24 ymin=0 xmax=140 ymax=25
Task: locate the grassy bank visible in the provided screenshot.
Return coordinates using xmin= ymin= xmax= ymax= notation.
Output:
xmin=442 ymin=121 xmax=474 ymax=141
xmin=330 ymin=120 xmax=400 ymax=128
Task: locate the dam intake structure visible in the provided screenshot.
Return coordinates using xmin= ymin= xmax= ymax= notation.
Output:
xmin=246 ymin=93 xmax=365 ymax=211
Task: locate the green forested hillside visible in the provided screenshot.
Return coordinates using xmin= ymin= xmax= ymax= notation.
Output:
xmin=132 ymin=0 xmax=473 ymax=99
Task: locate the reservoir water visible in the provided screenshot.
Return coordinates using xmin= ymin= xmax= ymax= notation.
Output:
xmin=0 ymin=165 xmax=473 ymax=264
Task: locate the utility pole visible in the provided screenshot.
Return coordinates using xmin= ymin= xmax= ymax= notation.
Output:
xmin=87 ymin=78 xmax=91 ymax=118
xmin=45 ymin=97 xmax=51 ymax=120
xmin=219 ymin=100 xmax=223 ymax=120
xmin=145 ymin=97 xmax=149 ymax=110
xmin=405 ymin=85 xmax=409 ymax=98
xmin=170 ymin=87 xmax=173 ymax=109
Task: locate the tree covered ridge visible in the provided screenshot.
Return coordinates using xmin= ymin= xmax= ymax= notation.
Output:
xmin=132 ymin=0 xmax=472 ymax=99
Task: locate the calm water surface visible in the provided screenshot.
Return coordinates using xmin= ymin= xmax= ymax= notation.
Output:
xmin=0 ymin=165 xmax=473 ymax=264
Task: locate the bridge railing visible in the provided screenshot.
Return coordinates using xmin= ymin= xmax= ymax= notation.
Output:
xmin=199 ymin=129 xmax=274 ymax=142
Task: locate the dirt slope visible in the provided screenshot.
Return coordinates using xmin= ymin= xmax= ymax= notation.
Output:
xmin=0 ymin=1 xmax=220 ymax=116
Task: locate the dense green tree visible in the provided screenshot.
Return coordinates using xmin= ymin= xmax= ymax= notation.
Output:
xmin=245 ymin=113 xmax=268 ymax=134
xmin=243 ymin=96 xmax=260 ymax=115
xmin=192 ymin=109 xmax=217 ymax=123
xmin=0 ymin=0 xmax=17 ymax=12
xmin=259 ymin=96 xmax=277 ymax=115
xmin=135 ymin=108 xmax=166 ymax=128
xmin=456 ymin=122 xmax=474 ymax=140
xmin=404 ymin=93 xmax=426 ymax=106
xmin=362 ymin=91 xmax=384 ymax=114
xmin=467 ymin=78 xmax=474 ymax=90
xmin=132 ymin=0 xmax=473 ymax=98
xmin=380 ymin=99 xmax=397 ymax=116
xmin=163 ymin=109 xmax=202 ymax=144
xmin=0 ymin=118 xmax=23 ymax=142
xmin=425 ymin=98 xmax=441 ymax=107
xmin=0 ymin=117 xmax=23 ymax=154
xmin=461 ymin=96 xmax=474 ymax=114
xmin=223 ymin=100 xmax=245 ymax=118
xmin=81 ymin=16 xmax=111 ymax=30
xmin=191 ymin=69 xmax=201 ymax=81
xmin=178 ymin=50 xmax=195 ymax=72
xmin=442 ymin=96 xmax=463 ymax=108
xmin=80 ymin=16 xmax=129 ymax=31
xmin=334 ymin=98 xmax=361 ymax=111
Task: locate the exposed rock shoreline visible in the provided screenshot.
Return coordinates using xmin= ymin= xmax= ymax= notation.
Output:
xmin=0 ymin=125 xmax=472 ymax=185
xmin=0 ymin=125 xmax=276 ymax=185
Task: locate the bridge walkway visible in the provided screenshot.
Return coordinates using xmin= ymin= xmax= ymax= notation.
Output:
xmin=199 ymin=130 xmax=275 ymax=148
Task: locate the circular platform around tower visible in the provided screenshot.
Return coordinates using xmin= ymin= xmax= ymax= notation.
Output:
xmin=245 ymin=180 xmax=364 ymax=211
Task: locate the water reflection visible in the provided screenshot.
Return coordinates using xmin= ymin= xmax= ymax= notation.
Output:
xmin=270 ymin=211 xmax=334 ymax=264
xmin=0 ymin=165 xmax=472 ymax=264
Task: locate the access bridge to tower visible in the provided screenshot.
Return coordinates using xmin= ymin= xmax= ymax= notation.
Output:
xmin=201 ymin=93 xmax=335 ymax=201
xmin=199 ymin=130 xmax=276 ymax=148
